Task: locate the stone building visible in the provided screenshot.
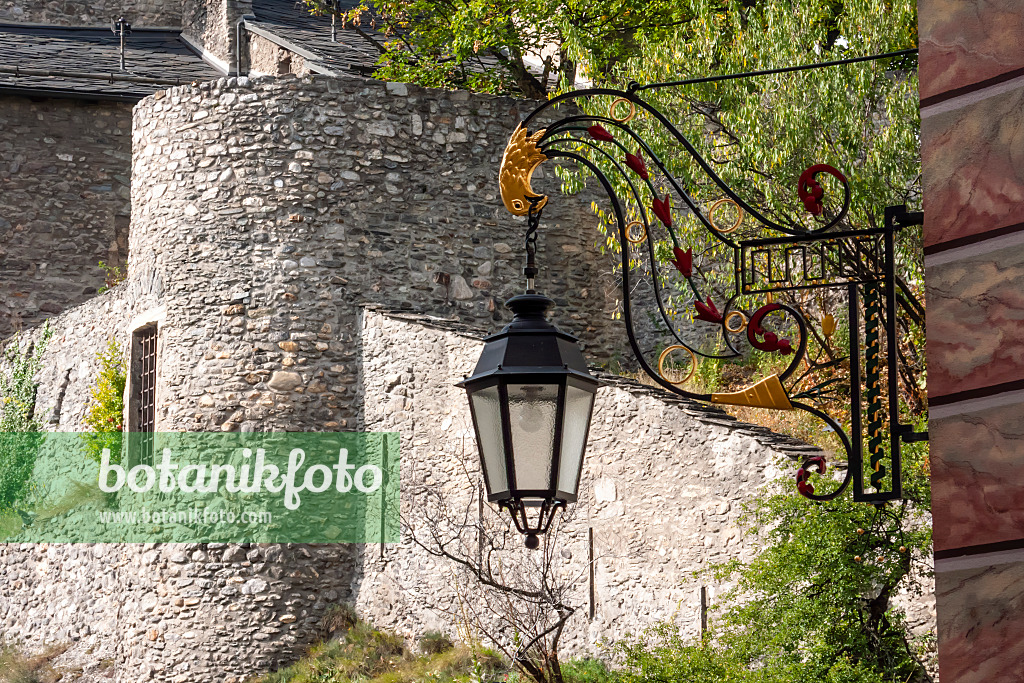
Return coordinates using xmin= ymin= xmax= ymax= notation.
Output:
xmin=0 ymin=2 xmax=936 ymax=682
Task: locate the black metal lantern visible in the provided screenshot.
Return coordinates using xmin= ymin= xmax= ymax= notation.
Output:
xmin=459 ymin=292 xmax=599 ymax=549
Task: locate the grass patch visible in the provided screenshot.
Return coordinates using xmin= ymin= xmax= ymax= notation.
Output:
xmin=253 ymin=612 xmax=503 ymax=683
xmin=0 ymin=642 xmax=68 ymax=683
xmin=560 ymin=658 xmax=617 ymax=683
xmin=252 ymin=606 xmax=619 ymax=683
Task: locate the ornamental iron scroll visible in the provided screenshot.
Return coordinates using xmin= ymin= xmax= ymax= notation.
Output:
xmin=498 ymin=79 xmax=925 ymax=505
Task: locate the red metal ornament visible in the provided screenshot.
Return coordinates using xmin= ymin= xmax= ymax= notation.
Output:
xmin=694 ymin=297 xmax=723 ymax=324
xmin=625 ymin=149 xmax=649 ymax=180
xmin=670 ymin=247 xmax=692 ymax=278
xmin=651 ymin=194 xmax=672 ymax=227
xmin=587 ymin=124 xmax=615 ymax=142
xmin=747 ymin=303 xmax=793 ymax=355
xmin=796 ymin=456 xmax=827 ymax=497
xmin=798 ymin=164 xmax=847 ymax=216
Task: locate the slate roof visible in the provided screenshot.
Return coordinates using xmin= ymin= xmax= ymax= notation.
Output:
xmin=246 ymin=0 xmax=387 ymax=77
xmin=246 ymin=0 xmax=506 ymax=78
xmin=0 ymin=1 xmax=515 ymax=101
xmin=0 ymin=24 xmax=223 ymax=101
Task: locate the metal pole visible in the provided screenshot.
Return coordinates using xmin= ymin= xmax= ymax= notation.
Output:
xmin=700 ymin=585 xmax=708 ymax=635
xmin=588 ymin=527 xmax=595 ymax=620
xmin=112 ymin=17 xmax=131 ymax=71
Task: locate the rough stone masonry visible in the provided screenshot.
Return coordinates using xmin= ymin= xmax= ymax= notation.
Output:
xmin=0 ymin=74 xmax=935 ymax=682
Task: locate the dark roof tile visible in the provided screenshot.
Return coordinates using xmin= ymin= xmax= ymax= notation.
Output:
xmin=0 ymin=24 xmax=223 ymax=100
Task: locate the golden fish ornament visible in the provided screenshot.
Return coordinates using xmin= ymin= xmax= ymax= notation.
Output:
xmin=499 ymin=123 xmax=548 ymax=216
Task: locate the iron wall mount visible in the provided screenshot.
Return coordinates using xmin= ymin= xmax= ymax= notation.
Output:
xmin=498 ymin=83 xmax=925 ymax=504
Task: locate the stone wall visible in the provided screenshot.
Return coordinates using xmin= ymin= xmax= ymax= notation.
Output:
xmin=0 ymin=72 xmax=934 ymax=681
xmin=0 ymin=296 xmax=831 ymax=682
xmin=0 ymin=0 xmax=183 ymax=27
xmin=181 ymin=0 xmax=253 ymax=72
xmin=0 ymin=285 xmax=362 ymax=682
xmin=248 ymin=32 xmax=311 ymax=77
xmin=353 ymin=309 xmax=806 ymax=652
xmin=129 ymin=74 xmax=622 ymax=436
xmin=2 ymin=73 xmax=626 ymax=681
xmin=0 ymin=95 xmax=131 ymax=339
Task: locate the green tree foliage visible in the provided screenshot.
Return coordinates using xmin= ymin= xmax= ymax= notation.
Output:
xmin=615 ymin=441 xmax=933 ymax=683
xmin=602 ymin=0 xmax=921 ymax=291
xmin=0 ymin=324 xmax=52 ymax=511
xmin=81 ymin=338 xmax=126 ymax=464
xmin=303 ymin=0 xmax=691 ymax=96
xmin=558 ymin=0 xmax=924 ymax=424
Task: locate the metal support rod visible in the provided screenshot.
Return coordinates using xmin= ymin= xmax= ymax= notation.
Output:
xmin=112 ymin=16 xmax=132 ymax=71
xmin=700 ymin=586 xmax=708 ymax=635
xmin=884 ymin=206 xmax=904 ymax=500
xmin=524 ymin=204 xmax=540 ymax=293
xmin=588 ymin=527 xmax=595 ymax=620
xmin=849 ymin=283 xmax=864 ymax=498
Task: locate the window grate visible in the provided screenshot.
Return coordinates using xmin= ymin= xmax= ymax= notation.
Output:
xmin=136 ymin=326 xmax=157 ymax=464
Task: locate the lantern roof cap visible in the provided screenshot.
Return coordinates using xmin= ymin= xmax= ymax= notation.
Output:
xmin=458 ymin=292 xmax=598 ymax=386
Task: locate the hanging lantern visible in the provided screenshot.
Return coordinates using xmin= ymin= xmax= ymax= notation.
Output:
xmin=459 ymin=293 xmax=599 ymax=548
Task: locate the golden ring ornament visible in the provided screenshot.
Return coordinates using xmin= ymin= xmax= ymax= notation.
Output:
xmin=625 ymin=220 xmax=647 ymax=244
xmin=657 ymin=345 xmax=697 ymax=385
xmin=609 ymin=98 xmax=637 ymax=123
xmin=724 ymin=311 xmax=747 ymax=333
xmin=499 ymin=123 xmax=549 ymax=216
xmin=708 ymin=198 xmax=744 ymax=234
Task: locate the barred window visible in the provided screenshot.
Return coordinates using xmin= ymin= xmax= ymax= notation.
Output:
xmin=132 ymin=324 xmax=157 ymax=465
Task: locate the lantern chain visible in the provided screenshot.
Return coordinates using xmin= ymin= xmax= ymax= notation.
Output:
xmin=524 ymin=201 xmax=541 ymax=293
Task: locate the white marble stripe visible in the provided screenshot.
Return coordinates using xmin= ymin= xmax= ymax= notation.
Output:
xmin=929 ymin=387 xmax=1024 ymax=420
xmin=924 ymin=226 xmax=1024 ymax=267
xmin=921 ymin=71 xmax=1024 ymax=119
xmin=935 ymin=547 xmax=1024 ymax=573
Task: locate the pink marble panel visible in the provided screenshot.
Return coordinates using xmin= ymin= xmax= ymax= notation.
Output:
xmin=936 ymin=559 xmax=1024 ymax=681
xmin=930 ymin=403 xmax=1024 ymax=552
xmin=926 ymin=242 xmax=1024 ymax=397
xmin=922 ymin=86 xmax=1024 ymax=249
xmin=920 ymin=0 xmax=1024 ymax=101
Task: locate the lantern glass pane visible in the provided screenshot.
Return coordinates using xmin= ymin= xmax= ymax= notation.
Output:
xmin=557 ymin=383 xmax=594 ymax=496
xmin=507 ymin=383 xmax=558 ymax=492
xmin=469 ymin=385 xmax=509 ymax=497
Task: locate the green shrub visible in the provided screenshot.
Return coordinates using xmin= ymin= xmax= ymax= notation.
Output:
xmin=418 ymin=630 xmax=454 ymax=655
xmin=0 ymin=325 xmax=52 ymax=512
xmin=560 ymin=658 xmax=617 ymax=683
xmin=254 ymin=608 xmax=506 ymax=683
xmin=81 ymin=339 xmax=126 ymax=464
xmin=97 ymin=261 xmax=125 ymax=294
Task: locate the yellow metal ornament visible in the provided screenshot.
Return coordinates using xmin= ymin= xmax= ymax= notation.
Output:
xmin=821 ymin=313 xmax=837 ymax=338
xmin=657 ymin=345 xmax=697 ymax=385
xmin=724 ymin=311 xmax=747 ymax=333
xmin=625 ymin=220 xmax=647 ymax=244
xmin=710 ymin=374 xmax=794 ymax=410
xmin=708 ymin=198 xmax=744 ymax=234
xmin=499 ymin=123 xmax=549 ymax=216
xmin=609 ymin=97 xmax=636 ymax=123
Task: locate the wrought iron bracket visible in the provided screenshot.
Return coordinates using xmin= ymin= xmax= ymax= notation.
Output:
xmin=497 ymin=83 xmax=925 ymax=505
